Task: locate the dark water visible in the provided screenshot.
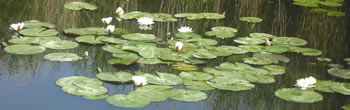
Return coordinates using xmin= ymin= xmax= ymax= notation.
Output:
xmin=0 ymin=0 xmax=349 ymax=110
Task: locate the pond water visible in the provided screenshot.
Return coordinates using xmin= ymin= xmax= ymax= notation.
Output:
xmin=0 ymin=0 xmax=350 ymax=110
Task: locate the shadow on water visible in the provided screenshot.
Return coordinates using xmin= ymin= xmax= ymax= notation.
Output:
xmin=0 ymin=0 xmax=349 ymax=110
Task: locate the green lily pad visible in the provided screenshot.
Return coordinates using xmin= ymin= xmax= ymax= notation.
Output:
xmin=5 ymin=44 xmax=45 ymax=55
xmin=239 ymin=17 xmax=263 ymax=23
xmin=234 ymin=37 xmax=265 ymax=45
xmin=205 ymin=31 xmax=235 ymax=39
xmin=253 ymin=53 xmax=290 ymax=63
xmin=317 ymin=57 xmax=332 ymax=62
xmin=199 ymin=13 xmax=225 ymax=19
xmin=40 ymin=40 xmax=79 ymax=49
xmin=152 ymin=13 xmax=177 ymax=22
xmin=328 ymin=68 xmax=350 ymax=79
xmin=315 ymin=80 xmax=335 ymax=93
xmin=108 ymin=57 xmax=139 ymax=65
xmin=64 ymin=2 xmax=97 ymax=10
xmin=44 ymin=53 xmax=82 ymax=61
xmin=327 ymin=11 xmax=345 ymax=17
xmin=56 ymin=76 xmax=103 ymax=87
xmin=175 ymin=13 xmax=204 ymax=20
xmin=330 ymin=82 xmax=350 ymax=95
xmin=24 ymin=20 xmax=55 ymax=29
xmin=262 ymin=65 xmax=286 ymax=75
xmin=20 ymin=28 xmax=58 ymax=37
xmin=106 ymin=94 xmax=150 ymax=108
xmin=310 ymin=8 xmax=328 ymax=13
xmin=327 ymin=63 xmax=344 ymax=68
xmin=319 ymin=1 xmax=342 ymax=7
xmin=244 ymin=74 xmax=275 ymax=84
xmin=215 ymin=46 xmax=248 ymax=54
xmin=172 ymin=63 xmax=199 ymax=71
xmin=243 ymin=57 xmax=273 ymax=65
xmin=120 ymin=11 xmax=153 ymax=19
xmin=192 ymin=51 xmax=217 ymax=59
xmin=96 ymin=72 xmax=133 ymax=82
xmin=250 ymin=33 xmax=276 ymax=39
xmin=238 ymin=45 xmax=265 ymax=52
xmin=273 ymin=37 xmax=308 ymax=46
xmin=76 ymin=35 xmax=107 ymax=45
xmin=175 ymin=32 xmax=202 ymax=39
xmin=170 ymin=89 xmax=207 ymax=102
xmin=143 ymin=72 xmax=183 ymax=85
xmin=138 ymin=47 xmax=158 ymax=58
xmin=292 ymin=0 xmax=319 ymax=7
xmin=102 ymin=45 xmax=127 ymax=53
xmin=9 ymin=37 xmax=60 ymax=44
xmin=64 ymin=27 xmax=106 ymax=36
xmin=184 ymin=79 xmax=214 ymax=91
xmin=265 ymin=45 xmax=289 ymax=53
xmin=159 ymin=53 xmax=187 ymax=62
xmin=137 ymin=58 xmax=163 ymax=64
xmin=343 ymin=105 xmax=350 ymax=110
xmin=101 ymin=37 xmax=128 ymax=44
xmin=62 ymin=82 xmax=108 ymax=97
xmin=122 ymin=33 xmax=156 ymax=41
xmin=207 ymin=80 xmax=255 ymax=91
xmin=187 ymin=38 xmax=218 ymax=46
xmin=274 ymin=88 xmax=323 ymax=103
xmin=129 ymin=86 xmax=176 ymax=102
xmin=212 ymin=26 xmax=238 ymax=33
xmin=344 ymin=58 xmax=350 ymax=62
xmin=179 ymin=71 xmax=213 ymax=81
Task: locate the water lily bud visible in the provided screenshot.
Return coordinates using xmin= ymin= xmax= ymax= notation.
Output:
xmin=101 ymin=17 xmax=113 ymax=24
xmin=175 ymin=42 xmax=184 ymax=52
xmin=107 ymin=25 xmax=115 ymax=33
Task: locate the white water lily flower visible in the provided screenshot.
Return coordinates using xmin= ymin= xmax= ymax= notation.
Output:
xmin=115 ymin=7 xmax=124 ymax=16
xmin=178 ymin=26 xmax=192 ymax=33
xmin=175 ymin=42 xmax=184 ymax=52
xmin=101 ymin=17 xmax=113 ymax=24
xmin=295 ymin=76 xmax=317 ymax=90
xmin=9 ymin=22 xmax=24 ymax=31
xmin=106 ymin=25 xmax=115 ymax=33
xmin=137 ymin=17 xmax=154 ymax=30
xmin=132 ymin=76 xmax=147 ymax=86
xmin=265 ymin=39 xmax=271 ymax=46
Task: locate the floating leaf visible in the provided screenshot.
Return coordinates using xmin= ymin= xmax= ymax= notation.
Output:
xmin=274 ymin=88 xmax=323 ymax=103
xmin=152 ymin=13 xmax=177 ymax=22
xmin=144 ymin=72 xmax=183 ymax=85
xmin=84 ymin=94 xmax=108 ymax=100
xmin=243 ymin=57 xmax=273 ymax=65
xmin=122 ymin=33 xmax=156 ymax=41
xmin=292 ymin=0 xmax=318 ymax=7
xmin=175 ymin=13 xmax=204 ymax=20
xmin=273 ymin=37 xmax=307 ymax=46
xmin=262 ymin=65 xmax=286 ymax=75
xmin=250 ymin=33 xmax=276 ymax=40
xmin=20 ymin=28 xmax=58 ymax=37
xmin=327 ymin=11 xmax=345 ymax=17
xmin=192 ymin=51 xmax=217 ymax=59
xmin=129 ymin=86 xmax=176 ymax=102
xmin=205 ymin=31 xmax=235 ymax=39
xmin=238 ymin=45 xmax=265 ymax=52
xmin=40 ymin=40 xmax=79 ymax=49
xmin=56 ymin=76 xmax=103 ymax=87
xmin=315 ymin=80 xmax=335 ymax=93
xmin=327 ymin=63 xmax=344 ymax=68
xmin=328 ymin=68 xmax=350 ymax=79
xmin=64 ymin=2 xmax=97 ymax=10
xmin=106 ymin=94 xmax=150 ymax=108
xmin=199 ymin=13 xmax=225 ymax=19
xmin=96 ymin=72 xmax=133 ymax=82
xmin=184 ymin=79 xmax=214 ymax=91
xmin=62 ymin=82 xmax=108 ymax=97
xmin=317 ymin=57 xmax=332 ymax=62
xmin=265 ymin=45 xmax=289 ymax=53
xmin=159 ymin=53 xmax=187 ymax=62
xmin=207 ymin=80 xmax=255 ymax=91
xmin=310 ymin=8 xmax=328 ymax=13
xmin=120 ymin=11 xmax=153 ymax=19
xmin=212 ymin=26 xmax=238 ymax=33
xmin=64 ymin=27 xmax=106 ymax=36
xmin=108 ymin=57 xmax=139 ymax=65
xmin=5 ymin=44 xmax=45 ymax=55
xmin=239 ymin=17 xmax=263 ymax=23
xmin=9 ymin=37 xmax=60 ymax=44
xmin=330 ymin=82 xmax=350 ymax=95
xmin=179 ymin=71 xmax=213 ymax=81
xmin=76 ymin=36 xmax=107 ymax=45
xmin=244 ymin=74 xmax=275 ymax=84
xmin=215 ymin=46 xmax=248 ymax=54
xmin=137 ymin=58 xmax=163 ymax=64
xmin=102 ymin=45 xmax=127 ymax=53
xmin=319 ymin=1 xmax=342 ymax=7
xmin=234 ymin=37 xmax=265 ymax=45
xmin=170 ymin=89 xmax=207 ymax=102
xmin=253 ymin=53 xmax=290 ymax=63
xmin=44 ymin=53 xmax=82 ymax=61
xmin=101 ymin=37 xmax=127 ymax=44
xmin=343 ymin=105 xmax=350 ymax=110
xmin=24 ymin=20 xmax=55 ymax=29
xmin=138 ymin=47 xmax=158 ymax=58
xmin=175 ymin=32 xmax=202 ymax=39
xmin=344 ymin=58 xmax=350 ymax=62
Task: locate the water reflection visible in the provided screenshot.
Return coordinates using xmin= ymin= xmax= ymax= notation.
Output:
xmin=0 ymin=0 xmax=349 ymax=110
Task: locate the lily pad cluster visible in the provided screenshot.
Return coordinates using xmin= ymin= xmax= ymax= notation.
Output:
xmin=56 ymin=76 xmax=108 ymax=99
xmin=175 ymin=13 xmax=225 ymax=20
xmin=120 ymin=11 xmax=177 ymax=22
xmin=315 ymin=80 xmax=350 ymax=95
xmin=205 ymin=26 xmax=238 ymax=39
xmin=293 ymin=0 xmax=345 ymax=17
